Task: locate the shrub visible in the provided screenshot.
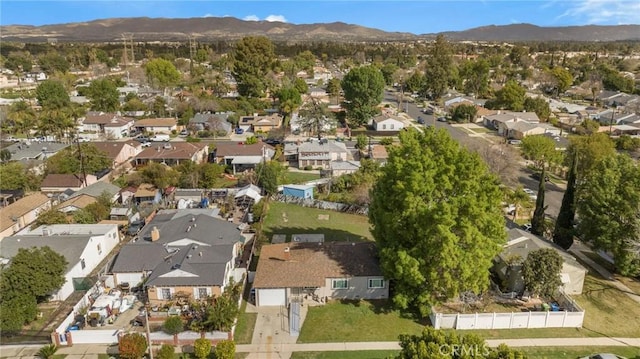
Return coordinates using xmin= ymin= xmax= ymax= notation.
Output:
xmin=303 ymin=165 xmax=314 ymax=171
xmin=194 ymin=338 xmax=212 ymax=359
xmin=37 ymin=344 xmax=58 ymax=359
xmin=118 ymin=332 xmax=147 ymax=359
xmin=163 ymin=315 xmax=184 ymax=335
xmin=156 ymin=344 xmax=175 ymax=359
xmin=186 ymin=136 xmax=202 ymax=143
xmin=171 ymin=129 xmax=177 ymax=135
xmin=213 ymin=340 xmax=235 ymax=359
xmin=379 ymin=137 xmax=393 ymax=146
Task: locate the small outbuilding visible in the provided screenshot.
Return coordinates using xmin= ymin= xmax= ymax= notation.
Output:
xmin=282 ymin=184 xmax=314 ymax=200
xmin=235 ymin=184 xmax=263 ymax=208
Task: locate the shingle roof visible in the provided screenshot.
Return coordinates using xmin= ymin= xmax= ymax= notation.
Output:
xmin=0 ymin=235 xmax=92 ymax=272
xmin=134 ymin=118 xmax=177 ymax=127
xmin=3 ymin=142 xmax=70 ymax=161
xmin=0 ymin=193 xmax=50 ymax=232
xmin=41 ymin=174 xmax=85 ymax=188
xmin=214 ymin=142 xmax=274 ymax=157
xmin=136 ymin=142 xmax=207 ymax=160
xmin=91 ymin=141 xmax=140 ymax=160
xmin=69 ymin=182 xmax=120 ymax=200
xmin=253 ymin=242 xmax=383 ymax=289
xmin=58 ymin=194 xmax=96 ymax=210
xmin=502 ymin=228 xmax=586 ymax=271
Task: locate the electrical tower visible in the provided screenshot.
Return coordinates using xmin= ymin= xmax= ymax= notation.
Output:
xmin=188 ymin=34 xmax=198 ymax=74
xmin=122 ymin=33 xmax=135 ymax=68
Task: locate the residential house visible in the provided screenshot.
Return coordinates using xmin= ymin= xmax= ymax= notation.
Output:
xmin=612 ymin=124 xmax=640 ymax=136
xmin=371 ymin=114 xmax=405 ymax=132
xmin=284 ymin=140 xmax=349 ymax=169
xmin=41 ymin=174 xmax=97 ymax=193
xmin=81 ymin=112 xmax=134 ymax=139
xmin=235 ymin=184 xmax=262 ymax=208
xmin=289 ymin=113 xmax=336 ymax=136
xmin=238 ymin=114 xmax=283 ymax=133
xmin=3 ymin=142 xmax=70 ymax=163
xmin=109 ymin=207 xmax=134 ymax=222
xmin=595 ymin=110 xmax=636 ymax=126
xmin=188 ymin=113 xmax=233 ymax=134
xmin=493 ymin=228 xmax=587 ymax=295
xmin=483 ymin=111 xmax=540 ymax=137
xmin=504 ymin=122 xmax=558 ymax=140
xmin=330 ymin=160 xmax=361 ymax=177
xmin=213 ymin=142 xmax=275 ymax=174
xmin=58 ymin=194 xmax=96 ymax=213
xmin=444 ymin=96 xmax=475 ymax=109
xmin=92 ymin=141 xmax=142 ymax=169
xmin=308 ymin=87 xmax=328 ymax=99
xmin=135 ymin=142 xmax=208 ymax=166
xmin=109 ymin=209 xmax=245 ymax=305
xmin=1 ymin=224 xmax=120 ymax=300
xmin=252 ymin=242 xmax=388 ymax=306
xmin=133 ymin=118 xmax=177 ymax=134
xmin=119 ymin=186 xmax=138 ymax=205
xmin=134 ymin=184 xmax=162 ymax=205
xmin=67 ymin=182 xmax=121 ymax=203
xmin=0 ymin=193 xmax=51 ymax=240
xmin=174 ymin=189 xmax=204 ymax=206
xmin=369 ymin=144 xmax=388 ymax=165
xmin=0 ymin=189 xmax=24 ymax=208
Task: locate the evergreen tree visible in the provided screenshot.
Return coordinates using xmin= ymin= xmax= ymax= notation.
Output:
xmin=553 ymin=152 xmax=578 ymax=249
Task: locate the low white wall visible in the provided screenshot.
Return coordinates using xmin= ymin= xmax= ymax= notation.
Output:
xmin=431 ymin=310 xmax=584 ymax=330
xmin=69 ymin=329 xmax=122 ymax=344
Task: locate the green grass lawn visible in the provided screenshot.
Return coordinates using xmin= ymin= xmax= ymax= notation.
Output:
xmin=280 ymin=171 xmax=321 ymax=185
xmin=573 ymin=274 xmax=640 ymax=338
xmin=234 ymin=300 xmax=257 ymax=344
xmin=463 ymin=327 xmax=601 ymax=340
xmin=297 ymin=300 xmax=424 ymax=343
xmin=290 ymin=351 xmax=399 ymax=359
xmin=521 ymin=346 xmax=640 ymax=359
xmin=262 ymin=202 xmax=373 ymax=242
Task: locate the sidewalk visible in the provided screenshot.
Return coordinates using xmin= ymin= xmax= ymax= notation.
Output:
xmin=570 ymin=241 xmax=640 ymax=305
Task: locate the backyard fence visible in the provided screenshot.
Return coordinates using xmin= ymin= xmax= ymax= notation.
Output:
xmin=271 ymin=194 xmax=368 ymax=215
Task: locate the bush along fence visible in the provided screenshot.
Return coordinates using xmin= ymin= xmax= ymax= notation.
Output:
xmin=271 ymin=194 xmax=368 ymax=216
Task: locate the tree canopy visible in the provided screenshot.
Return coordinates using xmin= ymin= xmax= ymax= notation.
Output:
xmin=341 ymin=65 xmax=385 ymax=127
xmin=232 ymin=36 xmax=276 ymax=98
xmin=46 ymin=143 xmax=111 ymax=175
xmin=0 ymin=162 xmax=41 ymax=191
xmin=255 ymin=160 xmax=284 ymax=196
xmin=576 ymin=154 xmax=640 ymax=276
xmin=486 ymin=80 xmax=526 ymax=111
xmin=369 ymin=129 xmax=506 ymax=316
xmin=86 ymin=78 xmax=120 ymax=112
xmin=35 ymin=79 xmax=70 ymax=110
xmin=522 ymin=248 xmax=563 ymax=297
xmin=144 ymin=58 xmax=181 ymax=88
xmin=422 ymin=35 xmax=454 ymax=99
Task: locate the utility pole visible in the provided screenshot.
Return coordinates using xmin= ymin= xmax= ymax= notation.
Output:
xmin=76 ymin=135 xmax=88 ymax=187
xmin=145 ymin=309 xmax=153 ymax=359
xmin=189 ymin=34 xmax=197 ymax=75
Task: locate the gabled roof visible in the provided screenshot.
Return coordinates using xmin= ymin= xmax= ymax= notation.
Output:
xmin=214 ymin=142 xmax=274 ymax=157
xmin=294 ymin=140 xmax=348 ymax=154
xmin=69 ymin=182 xmax=120 ymax=200
xmin=92 ymin=141 xmax=140 ymax=160
xmin=3 ymin=142 xmax=70 ymax=161
xmin=372 ymin=114 xmax=404 ymax=124
xmin=134 ymin=118 xmax=177 ymax=127
xmin=235 ymin=184 xmax=262 ymax=202
xmin=135 ymin=183 xmax=158 ymax=198
xmin=136 ymin=142 xmax=207 ymax=160
xmin=0 ymin=193 xmax=50 ymax=232
xmin=41 ymin=174 xmax=85 ymax=188
xmin=58 ymin=194 xmax=95 ymax=211
xmin=253 ymin=242 xmax=383 ymax=289
xmin=501 ymin=228 xmax=586 ymax=272
xmin=1 ymin=235 xmax=92 ymax=271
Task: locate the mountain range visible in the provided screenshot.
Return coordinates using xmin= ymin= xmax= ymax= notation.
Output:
xmin=1 ymin=17 xmax=639 ymax=43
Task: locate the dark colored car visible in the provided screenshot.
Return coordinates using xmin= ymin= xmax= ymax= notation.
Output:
xmin=417 ymin=116 xmax=425 ymax=124
xmin=135 ymin=136 xmax=150 ymax=143
xmin=437 ymin=117 xmax=447 ymax=122
xmin=127 ymin=221 xmax=144 ymax=236
xmin=235 ymin=128 xmax=244 ymax=134
xmin=531 ymin=172 xmax=550 ymax=182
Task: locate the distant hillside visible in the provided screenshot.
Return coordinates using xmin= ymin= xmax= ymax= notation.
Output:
xmin=1 ymin=17 xmax=639 ymax=43
xmin=439 ymin=24 xmax=640 ymax=42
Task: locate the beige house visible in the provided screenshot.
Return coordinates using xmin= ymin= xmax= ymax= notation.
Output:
xmin=133 ymin=118 xmax=178 ymax=134
xmin=92 ymin=141 xmax=142 ymax=168
xmin=253 ymin=242 xmax=388 ymax=306
xmin=41 ymin=174 xmax=98 ymax=193
xmin=0 ymin=193 xmax=51 ymax=240
xmin=135 ymin=142 xmax=208 ymax=166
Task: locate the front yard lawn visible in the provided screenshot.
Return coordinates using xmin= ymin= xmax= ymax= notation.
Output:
xmin=262 ymin=202 xmax=373 ymax=242
xmin=297 ymin=300 xmax=424 ymax=343
xmin=280 ymin=171 xmax=321 ymax=185
xmin=520 ymin=346 xmax=640 ymax=359
xmin=234 ymin=300 xmax=257 ymax=344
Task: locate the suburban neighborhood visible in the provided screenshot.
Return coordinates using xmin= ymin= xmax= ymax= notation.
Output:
xmin=1 ymin=6 xmax=640 ymax=359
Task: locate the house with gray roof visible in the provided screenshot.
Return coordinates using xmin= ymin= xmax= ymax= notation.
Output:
xmin=284 ymin=140 xmax=349 ymax=169
xmin=67 ymin=182 xmax=121 ymax=203
xmin=0 ymin=224 xmax=120 ymax=301
xmin=3 ymin=142 xmax=70 ymax=163
xmin=188 ymin=112 xmax=233 ymax=134
xmin=109 ymin=209 xmax=245 ymax=305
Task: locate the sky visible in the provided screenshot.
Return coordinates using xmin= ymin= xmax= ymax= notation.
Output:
xmin=1 ymin=0 xmax=640 ymax=34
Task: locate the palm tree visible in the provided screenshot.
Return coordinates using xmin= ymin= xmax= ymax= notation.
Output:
xmin=7 ymin=100 xmax=37 ymax=136
xmin=37 ymin=344 xmax=58 ymax=359
xmin=507 ymin=186 xmax=534 ymax=222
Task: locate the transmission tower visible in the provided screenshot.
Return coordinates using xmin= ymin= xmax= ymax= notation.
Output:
xmin=122 ymin=33 xmax=135 ymax=68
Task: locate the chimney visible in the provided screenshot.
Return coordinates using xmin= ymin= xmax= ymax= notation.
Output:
xmin=284 ymin=247 xmax=290 ymax=261
xmin=151 ymin=226 xmax=160 ymax=241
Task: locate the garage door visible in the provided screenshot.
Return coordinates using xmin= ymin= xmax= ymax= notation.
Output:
xmin=258 ymin=288 xmax=286 ymax=306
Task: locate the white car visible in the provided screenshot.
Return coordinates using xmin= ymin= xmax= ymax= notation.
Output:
xmin=580 ymin=354 xmax=627 ymax=359
xmin=6 ymin=136 xmax=21 ymax=142
xmin=140 ymin=141 xmax=152 ymax=148
xmin=523 ymin=188 xmax=537 ymax=200
xmin=76 ymin=137 xmax=90 ymax=143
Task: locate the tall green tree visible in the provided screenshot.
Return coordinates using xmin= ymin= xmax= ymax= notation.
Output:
xmin=553 ymin=151 xmax=578 ymax=250
xmin=276 ymin=86 xmax=302 ymax=122
xmin=577 ymin=154 xmax=640 ymax=276
xmin=523 ymin=97 xmax=551 ymax=122
xmin=232 ymin=36 xmax=276 ymax=98
xmin=6 ymin=100 xmax=37 ymax=135
xmin=1 ymin=246 xmax=67 ymax=302
xmin=38 ymin=52 xmax=70 ymax=75
xmin=486 ymin=80 xmax=526 ymax=111
xmin=522 ymin=248 xmax=563 ymax=297
xmin=520 ymin=135 xmax=560 ymax=236
xmin=86 ymin=78 xmax=120 ymax=112
xmin=144 ymin=58 xmax=181 ymax=89
xmin=450 ymin=103 xmax=477 ymax=123
xmin=568 ymin=133 xmax=616 ymax=184
xmin=118 ymin=333 xmax=148 ymax=359
xmin=32 ymin=208 xmax=68 ymax=227
xmin=256 ymin=161 xmax=284 ymax=195
xmin=140 ymin=162 xmax=179 ymax=189
xmin=35 ymin=79 xmax=70 ymax=109
xmin=0 ymin=292 xmax=38 ymax=335
xmin=326 ymin=78 xmax=342 ymax=105
xmin=422 ymin=35 xmax=454 ymax=99
xmin=341 ymin=65 xmax=385 ymax=127
xmin=46 ymin=144 xmax=111 ymax=175
xmin=369 ymin=129 xmax=506 ymax=316
xmin=459 ymin=58 xmax=490 ymax=97
xmin=0 ymin=162 xmax=41 ymax=191
xmin=549 ymin=66 xmax=574 ymax=97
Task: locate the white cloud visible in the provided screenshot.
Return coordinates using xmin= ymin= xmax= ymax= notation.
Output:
xmin=243 ymin=15 xmax=260 ymax=22
xmin=203 ymin=14 xmax=214 ymax=18
xmin=557 ymin=0 xmax=640 ymax=25
xmin=265 ymin=15 xmax=287 ymax=23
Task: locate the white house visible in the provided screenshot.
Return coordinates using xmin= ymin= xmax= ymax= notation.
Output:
xmin=1 ymin=224 xmax=121 ymax=301
xmin=371 ymin=115 xmax=405 ymax=132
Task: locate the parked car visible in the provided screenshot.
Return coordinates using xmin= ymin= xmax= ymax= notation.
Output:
xmin=75 ymin=137 xmax=90 ymax=143
xmin=179 ymin=129 xmax=188 ymax=136
xmin=127 ymin=221 xmax=144 ymax=236
xmin=5 ymin=136 xmax=21 ymax=142
xmin=531 ymin=172 xmax=550 ymax=182
xmin=523 ymin=188 xmax=537 ymax=200
xmin=522 ymin=223 xmax=532 ymax=232
xmin=150 ymin=134 xmax=170 ymax=142
xmin=135 ymin=135 xmax=150 ymax=143
xmin=579 ymin=354 xmax=627 ymax=359
xmin=140 ymin=141 xmax=152 ymax=148
xmin=417 ymin=116 xmax=425 ymax=124
xmin=235 ymin=128 xmax=244 ymax=135
xmin=437 ymin=117 xmax=447 ymax=122
xmin=508 ymin=139 xmax=522 ymax=145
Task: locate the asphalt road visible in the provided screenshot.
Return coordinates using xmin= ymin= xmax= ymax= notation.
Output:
xmin=384 ymin=90 xmax=563 ymax=218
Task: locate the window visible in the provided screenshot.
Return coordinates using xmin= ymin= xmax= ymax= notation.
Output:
xmin=382 ymin=124 xmax=387 ymax=130
xmin=331 ymin=278 xmax=349 ymax=289
xmin=390 ymin=124 xmax=394 ymax=129
xmin=161 ymin=288 xmax=172 ymax=300
xmin=368 ymin=278 xmax=385 ymax=289
xmin=80 ymin=259 xmax=86 ymax=270
xmin=97 ymin=244 xmax=102 ymax=255
xmin=198 ymin=288 xmax=208 ymax=299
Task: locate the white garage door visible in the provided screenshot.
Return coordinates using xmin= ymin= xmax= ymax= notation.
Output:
xmin=258 ymin=288 xmax=286 ymax=306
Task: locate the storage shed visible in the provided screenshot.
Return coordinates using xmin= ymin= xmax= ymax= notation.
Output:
xmin=282 ymin=184 xmax=314 ymax=200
